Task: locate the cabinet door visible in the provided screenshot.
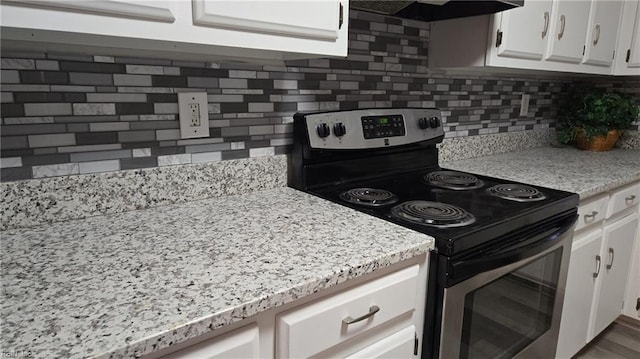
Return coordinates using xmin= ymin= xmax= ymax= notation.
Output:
xmin=161 ymin=324 xmax=259 ymax=359
xmin=496 ymin=0 xmax=553 ymax=60
xmin=583 ymin=0 xmax=623 ymax=66
xmin=629 ymin=0 xmax=640 ymax=68
xmin=545 ymin=0 xmax=591 ymax=63
xmin=192 ymin=0 xmax=342 ymax=41
xmin=590 ymin=213 xmax=639 ymax=340
xmin=556 ymin=229 xmax=602 ymax=359
xmin=344 ymin=326 xmax=416 ymax=359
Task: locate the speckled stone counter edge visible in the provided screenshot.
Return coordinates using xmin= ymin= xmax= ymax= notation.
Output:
xmin=101 ymin=245 xmax=431 ymax=359
xmin=1 ymin=155 xmax=287 ymax=231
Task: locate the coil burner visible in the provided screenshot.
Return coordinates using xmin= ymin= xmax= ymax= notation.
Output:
xmin=487 ymin=184 xmax=547 ymax=202
xmin=424 ymin=170 xmax=485 ymax=190
xmin=339 ymin=188 xmax=399 ymax=207
xmin=391 ymin=201 xmax=476 ymax=228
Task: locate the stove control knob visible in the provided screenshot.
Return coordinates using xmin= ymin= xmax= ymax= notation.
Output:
xmin=418 ymin=117 xmax=429 ymax=129
xmin=316 ymin=123 xmax=330 ymax=138
xmin=429 ymin=116 xmax=440 ymax=128
xmin=333 ymin=122 xmax=346 ymax=137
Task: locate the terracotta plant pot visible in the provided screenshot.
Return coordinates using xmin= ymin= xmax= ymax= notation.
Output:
xmin=574 ymin=129 xmax=621 ymax=151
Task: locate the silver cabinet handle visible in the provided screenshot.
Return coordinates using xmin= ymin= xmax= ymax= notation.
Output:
xmin=542 ymin=11 xmax=550 ymax=38
xmin=626 ymin=194 xmax=637 ymax=203
xmin=343 ymin=305 xmax=380 ymax=325
xmin=584 ymin=211 xmax=598 ymax=221
xmin=593 ymin=24 xmax=600 ymax=46
xmin=558 ymin=15 xmax=566 ymax=40
xmin=594 ymin=255 xmax=601 ymax=278
xmin=607 ymin=248 xmax=615 ymax=269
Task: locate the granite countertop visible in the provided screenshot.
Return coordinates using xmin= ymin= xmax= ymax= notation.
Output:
xmin=442 ymin=146 xmax=640 ymax=200
xmin=1 ymin=187 xmax=433 ymax=358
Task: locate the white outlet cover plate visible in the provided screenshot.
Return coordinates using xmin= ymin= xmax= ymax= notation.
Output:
xmin=178 ymin=92 xmax=209 ymax=139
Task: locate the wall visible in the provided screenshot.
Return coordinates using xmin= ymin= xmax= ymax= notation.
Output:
xmin=0 ymin=10 xmax=633 ymax=182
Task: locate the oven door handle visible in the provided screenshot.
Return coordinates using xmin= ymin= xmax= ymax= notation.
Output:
xmin=450 ymin=214 xmax=577 ymax=281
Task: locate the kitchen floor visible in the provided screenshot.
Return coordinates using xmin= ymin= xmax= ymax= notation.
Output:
xmin=573 ymin=316 xmax=640 ymax=358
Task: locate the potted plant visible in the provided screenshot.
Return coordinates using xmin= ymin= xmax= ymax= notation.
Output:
xmin=557 ymin=89 xmax=639 ymax=151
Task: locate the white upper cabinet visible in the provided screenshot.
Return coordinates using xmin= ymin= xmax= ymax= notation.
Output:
xmin=495 ymin=0 xmax=553 ymax=60
xmin=545 ymin=0 xmax=591 ymax=63
xmin=613 ymin=0 xmax=640 ymax=75
xmin=429 ymin=0 xmax=629 ymax=75
xmin=193 ymin=0 xmax=341 ymax=42
xmin=583 ymin=0 xmax=623 ymax=67
xmin=0 ymin=0 xmax=348 ymax=62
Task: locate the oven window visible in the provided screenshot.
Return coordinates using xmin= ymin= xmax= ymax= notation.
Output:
xmin=459 ymin=248 xmax=562 ymax=359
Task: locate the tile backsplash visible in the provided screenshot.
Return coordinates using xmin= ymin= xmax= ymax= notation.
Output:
xmin=0 ymin=10 xmax=636 ymax=182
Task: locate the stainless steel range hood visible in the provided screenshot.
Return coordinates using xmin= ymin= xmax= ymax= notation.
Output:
xmin=350 ymin=0 xmax=524 ymax=22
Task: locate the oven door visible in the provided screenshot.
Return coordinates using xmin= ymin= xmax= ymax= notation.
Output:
xmin=439 ymin=213 xmax=576 ymax=359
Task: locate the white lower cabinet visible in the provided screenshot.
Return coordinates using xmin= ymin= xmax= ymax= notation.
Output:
xmin=156 ymin=255 xmax=428 ymax=359
xmin=556 ymin=228 xmax=602 ymax=359
xmin=161 ymin=324 xmax=259 ymax=359
xmin=590 ymin=213 xmax=638 ymax=339
xmin=556 ymin=182 xmax=640 ymax=359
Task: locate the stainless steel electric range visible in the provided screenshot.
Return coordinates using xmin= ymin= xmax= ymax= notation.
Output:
xmin=288 ymin=108 xmax=579 ymax=359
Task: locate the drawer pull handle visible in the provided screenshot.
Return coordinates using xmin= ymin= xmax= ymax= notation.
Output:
xmin=584 ymin=211 xmax=598 ymax=221
xmin=593 ymin=255 xmax=601 ymax=278
xmin=607 ymin=248 xmax=615 ymax=270
xmin=343 ymin=305 xmax=380 ymax=325
xmin=626 ymin=195 xmax=637 ymax=203
xmin=558 ymin=15 xmax=566 ymax=40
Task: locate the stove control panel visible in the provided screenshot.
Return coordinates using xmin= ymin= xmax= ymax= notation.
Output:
xmin=362 ymin=115 xmax=406 ymax=139
xmin=303 ymin=108 xmax=444 ymax=150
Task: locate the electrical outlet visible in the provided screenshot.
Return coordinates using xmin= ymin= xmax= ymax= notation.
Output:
xmin=519 ymin=93 xmax=530 ymax=117
xmin=189 ymin=103 xmax=201 ymax=127
xmin=178 ymin=92 xmax=209 ymax=139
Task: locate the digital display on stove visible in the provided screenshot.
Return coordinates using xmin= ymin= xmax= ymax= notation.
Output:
xmin=361 ymin=115 xmax=405 ymax=139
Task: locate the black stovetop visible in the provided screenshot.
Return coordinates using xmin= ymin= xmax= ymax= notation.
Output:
xmin=309 ymin=167 xmax=579 ymax=257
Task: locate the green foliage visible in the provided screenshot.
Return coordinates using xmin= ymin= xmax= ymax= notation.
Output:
xmin=556 ymin=88 xmax=639 ymax=144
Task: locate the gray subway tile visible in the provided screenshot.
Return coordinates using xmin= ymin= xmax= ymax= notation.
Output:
xmin=188 ymin=77 xmax=219 ymax=88
xmin=89 ymin=122 xmax=130 ymax=132
xmin=69 ymin=149 xmax=132 ymax=162
xmin=118 ymin=130 xmax=156 ymax=142
xmin=0 ymin=157 xmax=22 ymax=168
xmin=219 ymin=78 xmax=247 ymax=88
xmin=125 ymin=65 xmax=163 ymax=75
xmin=2 ymin=124 xmax=66 ymax=136
xmin=86 ymin=93 xmax=147 ymax=102
xmin=1 ymin=136 xmax=28 ymax=150
xmin=28 ymin=133 xmax=76 ymax=148
xmin=69 ymin=72 xmax=113 ymax=85
xmin=157 ymin=153 xmax=191 ymax=166
xmin=1 ymin=70 xmax=20 ymax=83
xmin=35 ymin=60 xmax=60 ymax=71
xmin=248 ymin=103 xmax=274 ymax=112
xmin=156 ymin=129 xmax=180 ymax=141
xmin=58 ymin=143 xmax=122 ymax=153
xmin=3 ymin=116 xmax=54 ymax=125
xmin=32 ymin=163 xmax=79 ymax=178
xmin=130 ymin=121 xmax=178 ymax=130
xmin=120 ymin=156 xmax=158 ymax=169
xmin=191 ymin=151 xmax=222 ymax=163
xmin=1 ymin=58 xmax=35 ymax=69
xmin=73 ymin=103 xmax=116 ymax=115
xmin=50 ymin=85 xmax=96 ymax=92
xmin=154 ymin=103 xmax=179 ymax=114
xmin=1 ymin=167 xmax=32 ymax=182
xmin=21 ymin=153 xmax=70 ymax=166
xmin=221 ymin=126 xmax=249 ymax=137
xmin=78 ymin=159 xmax=120 ymax=174
xmin=249 ymin=125 xmax=274 ymax=135
xmin=184 ymin=143 xmax=231 ymax=153
xmin=76 ymin=132 xmax=118 ymax=145
xmin=23 ymin=103 xmax=71 ymax=116
xmin=113 ymin=74 xmax=152 ymax=86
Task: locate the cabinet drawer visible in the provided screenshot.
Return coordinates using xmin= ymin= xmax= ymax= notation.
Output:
xmin=345 ymin=325 xmax=416 ymax=359
xmin=607 ymin=183 xmax=640 ymax=218
xmin=576 ymin=195 xmax=608 ymax=231
xmin=277 ymin=265 xmax=419 ymax=358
